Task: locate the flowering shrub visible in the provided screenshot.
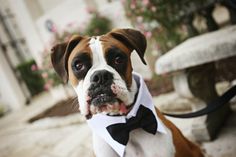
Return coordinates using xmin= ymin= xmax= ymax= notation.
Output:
xmin=17 ymin=60 xmax=45 ymax=95
xmin=123 ymin=0 xmax=206 ymax=53
xmin=38 ymin=50 xmax=63 ymax=90
xmin=85 ymin=13 xmax=112 ymax=36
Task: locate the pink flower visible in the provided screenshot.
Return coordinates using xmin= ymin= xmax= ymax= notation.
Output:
xmin=126 ymin=12 xmax=131 ymax=17
xmin=86 ymin=7 xmax=96 ymax=14
xmin=130 ymin=3 xmax=136 ymax=9
xmin=151 ymin=6 xmax=157 ymax=12
xmin=48 ymin=79 xmax=53 ymax=84
xmin=51 ymin=25 xmax=57 ymax=33
xmin=137 ymin=16 xmax=143 ymax=23
xmin=95 ymin=28 xmax=100 ymax=34
xmin=145 ymin=31 xmax=152 ymax=38
xmin=156 ymin=44 xmax=160 ymax=50
xmin=140 ymin=7 xmax=145 ymax=13
xmin=31 ymin=64 xmax=38 ymax=71
xmin=44 ymin=83 xmax=51 ymax=91
xmin=121 ymin=0 xmax=126 ymax=4
xmin=67 ymin=22 xmax=75 ymax=27
xmin=41 ymin=72 xmax=48 ymax=78
xmin=137 ymin=24 xmax=145 ymax=31
xmin=142 ymin=0 xmax=149 ymax=6
xmin=115 ymin=11 xmax=121 ymax=17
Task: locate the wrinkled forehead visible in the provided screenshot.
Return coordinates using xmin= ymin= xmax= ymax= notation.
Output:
xmin=99 ymin=35 xmax=131 ymax=54
xmin=69 ymin=35 xmax=131 ymax=61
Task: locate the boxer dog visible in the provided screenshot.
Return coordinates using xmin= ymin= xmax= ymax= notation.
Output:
xmin=51 ymin=28 xmax=204 ymax=157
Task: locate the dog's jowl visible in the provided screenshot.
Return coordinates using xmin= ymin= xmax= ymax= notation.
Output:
xmin=51 ymin=28 xmax=204 ymax=157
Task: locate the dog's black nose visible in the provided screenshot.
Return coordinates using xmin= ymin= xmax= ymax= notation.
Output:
xmin=90 ymin=70 xmax=113 ymax=84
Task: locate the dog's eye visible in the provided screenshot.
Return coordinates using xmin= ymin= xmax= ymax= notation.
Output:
xmin=73 ymin=60 xmax=84 ymax=71
xmin=114 ymin=55 xmax=124 ymax=65
xmin=71 ymin=53 xmax=91 ymax=79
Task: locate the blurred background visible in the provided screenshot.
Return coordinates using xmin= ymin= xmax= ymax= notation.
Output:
xmin=0 ymin=0 xmax=236 ymax=157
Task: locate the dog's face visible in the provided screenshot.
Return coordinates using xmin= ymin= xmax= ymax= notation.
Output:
xmin=51 ymin=29 xmax=147 ymax=118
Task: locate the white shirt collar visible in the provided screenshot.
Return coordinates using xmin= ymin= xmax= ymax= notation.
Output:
xmin=87 ymin=72 xmax=166 ymax=157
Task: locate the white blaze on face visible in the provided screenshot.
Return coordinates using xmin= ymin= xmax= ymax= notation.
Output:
xmin=73 ymin=37 xmax=137 ymax=116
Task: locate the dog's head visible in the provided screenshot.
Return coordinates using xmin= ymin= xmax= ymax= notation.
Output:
xmin=51 ymin=28 xmax=147 ymax=118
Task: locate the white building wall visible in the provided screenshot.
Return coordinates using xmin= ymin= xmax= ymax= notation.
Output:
xmin=7 ymin=0 xmax=45 ymax=65
xmin=36 ymin=0 xmax=90 ymax=46
xmin=0 ymin=50 xmax=26 ymax=110
xmin=37 ymin=0 xmax=65 ymax=13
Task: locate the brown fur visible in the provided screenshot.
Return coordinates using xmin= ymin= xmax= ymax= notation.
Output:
xmin=67 ymin=37 xmax=91 ymax=86
xmin=108 ymin=29 xmax=147 ymax=65
xmin=51 ymin=35 xmax=83 ymax=82
xmin=155 ymin=108 xmax=204 ymax=157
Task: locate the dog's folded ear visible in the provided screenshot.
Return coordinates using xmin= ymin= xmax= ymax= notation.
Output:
xmin=51 ymin=36 xmax=83 ymax=83
xmin=109 ymin=28 xmax=147 ymax=65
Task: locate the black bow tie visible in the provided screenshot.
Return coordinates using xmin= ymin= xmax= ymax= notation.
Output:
xmin=106 ymin=105 xmax=158 ymax=145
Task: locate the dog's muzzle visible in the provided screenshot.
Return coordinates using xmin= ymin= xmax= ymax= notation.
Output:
xmin=87 ymin=70 xmax=128 ymax=116
xmin=88 ymin=70 xmax=115 ymax=105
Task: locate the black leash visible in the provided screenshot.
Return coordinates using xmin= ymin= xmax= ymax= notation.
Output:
xmin=162 ymin=85 xmax=236 ymax=118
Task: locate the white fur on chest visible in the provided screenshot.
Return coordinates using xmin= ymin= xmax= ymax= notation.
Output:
xmin=93 ymin=123 xmax=175 ymax=157
xmin=126 ymin=128 xmax=175 ymax=157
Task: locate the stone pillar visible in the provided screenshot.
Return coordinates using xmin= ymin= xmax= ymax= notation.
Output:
xmin=173 ymin=63 xmax=231 ymax=141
